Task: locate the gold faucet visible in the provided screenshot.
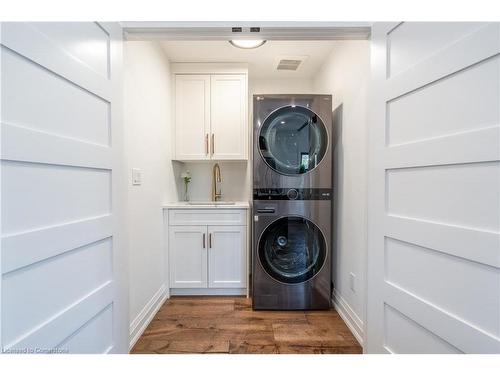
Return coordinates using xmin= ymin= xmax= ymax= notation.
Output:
xmin=212 ymin=163 xmax=222 ymax=201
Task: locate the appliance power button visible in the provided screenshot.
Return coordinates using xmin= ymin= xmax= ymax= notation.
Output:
xmin=287 ymin=189 xmax=299 ymax=200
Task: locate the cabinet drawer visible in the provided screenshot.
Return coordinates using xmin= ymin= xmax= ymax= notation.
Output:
xmin=168 ymin=209 xmax=247 ymax=226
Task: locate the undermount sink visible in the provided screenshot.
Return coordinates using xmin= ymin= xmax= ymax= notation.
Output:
xmin=187 ymin=201 xmax=235 ymax=206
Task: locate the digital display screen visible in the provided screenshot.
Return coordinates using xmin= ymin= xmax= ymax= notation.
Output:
xmin=301 ymin=153 xmax=309 ymax=170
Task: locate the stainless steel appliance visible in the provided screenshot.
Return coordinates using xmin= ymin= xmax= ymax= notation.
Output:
xmin=252 ymin=94 xmax=333 ymax=310
xmin=252 ymin=196 xmax=331 ymax=310
xmin=253 ymin=94 xmax=332 ymax=190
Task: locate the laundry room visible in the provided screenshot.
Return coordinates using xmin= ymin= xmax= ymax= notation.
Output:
xmin=123 ymin=28 xmax=370 ymax=353
xmin=3 ymin=17 xmax=498 ymax=360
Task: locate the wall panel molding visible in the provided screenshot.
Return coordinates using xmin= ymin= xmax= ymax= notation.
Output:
xmin=4 ymin=281 xmax=113 ymax=350
xmin=386 ymin=23 xmax=500 ymax=101
xmin=385 ymin=215 xmax=500 ymax=268
xmin=2 ymin=215 xmax=112 ymax=274
xmin=384 ymin=126 xmax=500 ymax=169
xmin=1 ymin=22 xmax=111 ymax=100
xmin=1 ymin=122 xmax=112 ymax=169
xmin=385 ymin=282 xmax=500 ymax=353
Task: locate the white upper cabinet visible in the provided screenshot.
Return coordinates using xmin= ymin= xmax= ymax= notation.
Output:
xmin=174 ymin=75 xmax=211 ymax=160
xmin=210 ymin=75 xmax=247 ymax=160
xmin=173 ymin=69 xmax=248 ymax=161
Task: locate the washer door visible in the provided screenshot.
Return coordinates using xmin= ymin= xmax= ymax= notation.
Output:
xmin=258 ymin=216 xmax=327 ymax=284
xmin=258 ymin=105 xmax=328 ymax=175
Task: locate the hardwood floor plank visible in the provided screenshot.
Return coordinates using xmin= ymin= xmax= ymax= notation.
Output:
xmin=131 ymin=296 xmax=362 ymax=354
xmin=272 ymin=323 xmax=356 ymax=346
xmin=132 ymin=339 xmax=230 ymax=354
xmin=278 ymin=344 xmax=363 ymax=354
xmin=229 ymin=340 xmax=280 ymax=354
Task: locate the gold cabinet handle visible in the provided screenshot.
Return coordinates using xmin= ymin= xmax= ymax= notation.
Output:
xmin=203 ymin=233 xmax=206 ymax=248
xmin=205 ymin=134 xmax=209 ymax=155
xmin=209 ymin=233 xmax=212 ymax=248
xmin=211 ymin=133 xmax=215 ymax=156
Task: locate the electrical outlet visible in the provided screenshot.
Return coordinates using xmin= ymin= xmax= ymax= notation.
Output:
xmin=132 ymin=168 xmax=142 ymax=185
xmin=349 ymin=272 xmax=356 ymax=292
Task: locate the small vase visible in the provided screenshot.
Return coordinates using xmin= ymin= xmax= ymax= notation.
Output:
xmin=184 ymin=183 xmax=190 ymax=202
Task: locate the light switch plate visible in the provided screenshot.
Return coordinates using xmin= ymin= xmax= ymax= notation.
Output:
xmin=132 ymin=168 xmax=142 ymax=185
xmin=349 ymin=272 xmax=356 ymax=292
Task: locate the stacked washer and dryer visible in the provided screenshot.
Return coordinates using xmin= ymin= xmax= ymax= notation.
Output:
xmin=252 ymin=94 xmax=333 ymax=310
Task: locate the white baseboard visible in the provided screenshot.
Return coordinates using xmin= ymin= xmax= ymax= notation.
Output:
xmin=332 ymin=289 xmax=364 ymax=347
xmin=129 ymin=284 xmax=168 ymax=351
xmin=170 ymin=287 xmax=246 ymax=296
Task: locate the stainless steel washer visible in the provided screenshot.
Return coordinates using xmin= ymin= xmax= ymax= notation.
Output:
xmin=252 ymin=197 xmax=331 ymax=310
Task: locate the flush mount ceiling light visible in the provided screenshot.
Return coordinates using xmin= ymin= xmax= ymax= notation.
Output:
xmin=229 ymin=39 xmax=266 ymax=49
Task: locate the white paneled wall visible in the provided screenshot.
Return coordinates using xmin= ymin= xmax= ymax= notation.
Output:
xmin=1 ymin=22 xmax=127 ymax=353
xmin=383 ymin=304 xmax=462 ymax=354
xmin=124 ymin=41 xmax=179 ymax=349
xmin=367 ymin=22 xmax=500 ymax=354
xmin=387 ymin=55 xmax=500 ymax=146
xmin=312 ymin=40 xmax=371 ymax=344
xmin=31 ymin=22 xmax=111 ymax=79
xmin=386 ymin=22 xmax=486 ymax=78
xmin=2 ymin=46 xmax=110 ymax=145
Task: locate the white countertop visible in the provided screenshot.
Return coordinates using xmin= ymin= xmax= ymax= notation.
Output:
xmin=162 ymin=201 xmax=250 ymax=209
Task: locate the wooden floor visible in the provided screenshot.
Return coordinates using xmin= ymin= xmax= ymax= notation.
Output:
xmin=131 ymin=296 xmax=362 ymax=354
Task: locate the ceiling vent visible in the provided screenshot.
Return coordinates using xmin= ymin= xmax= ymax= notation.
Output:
xmin=276 ymin=55 xmax=308 ymax=71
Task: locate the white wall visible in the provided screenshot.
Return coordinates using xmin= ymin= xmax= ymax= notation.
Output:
xmin=313 ymin=40 xmax=370 ymax=344
xmin=250 ymin=77 xmax=314 ymax=94
xmin=124 ymin=41 xmax=180 ymax=349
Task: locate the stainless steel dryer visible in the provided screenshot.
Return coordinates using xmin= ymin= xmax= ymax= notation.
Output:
xmin=253 ymin=94 xmax=333 ymax=190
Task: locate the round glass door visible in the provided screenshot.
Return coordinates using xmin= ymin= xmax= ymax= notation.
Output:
xmin=258 ymin=216 xmax=327 ymax=284
xmin=258 ymin=105 xmax=328 ymax=175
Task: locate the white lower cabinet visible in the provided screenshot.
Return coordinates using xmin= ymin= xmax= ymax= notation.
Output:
xmin=208 ymin=226 xmax=247 ymax=288
xmin=167 ymin=209 xmax=247 ymax=294
xmin=169 ymin=225 xmax=208 ymax=288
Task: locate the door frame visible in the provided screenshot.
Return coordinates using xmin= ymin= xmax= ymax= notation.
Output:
xmin=120 ymin=21 xmax=372 ymax=41
xmin=102 ymin=22 xmax=129 ymax=354
xmin=365 ymin=22 xmax=400 ymax=353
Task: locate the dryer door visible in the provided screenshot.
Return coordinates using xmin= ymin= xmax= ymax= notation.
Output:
xmin=258 ymin=105 xmax=328 ymax=175
xmin=258 ymin=216 xmax=327 ymax=284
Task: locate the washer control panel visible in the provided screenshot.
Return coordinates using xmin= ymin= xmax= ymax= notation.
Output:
xmin=253 ymin=188 xmax=332 ymax=201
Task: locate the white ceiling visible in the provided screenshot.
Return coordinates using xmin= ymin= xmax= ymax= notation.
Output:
xmin=160 ymin=40 xmax=336 ymax=79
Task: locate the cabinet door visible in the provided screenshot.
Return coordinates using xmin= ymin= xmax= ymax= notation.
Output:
xmin=174 ymin=75 xmax=210 ymax=160
xmin=210 ymin=74 xmax=247 ymax=160
xmin=169 ymin=226 xmax=207 ymax=288
xmin=207 ymin=225 xmax=247 ymax=288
